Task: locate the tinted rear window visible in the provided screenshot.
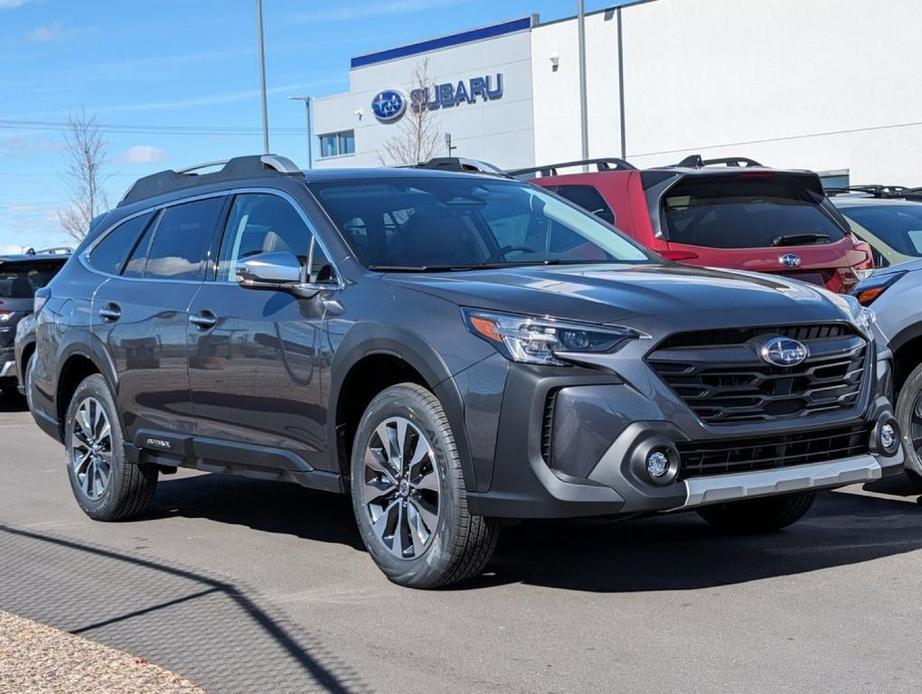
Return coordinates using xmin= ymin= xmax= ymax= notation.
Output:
xmin=840 ymin=204 xmax=922 ymax=257
xmin=662 ymin=176 xmax=846 ymax=249
xmin=0 ymin=262 xmax=63 ymax=299
xmin=131 ymin=198 xmax=224 ymax=280
xmin=87 ymin=212 xmax=155 ymax=274
xmin=552 ymin=185 xmax=615 ymax=225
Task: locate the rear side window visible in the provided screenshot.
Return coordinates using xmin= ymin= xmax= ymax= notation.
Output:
xmin=87 ymin=212 xmax=155 ymax=274
xmin=553 ymin=185 xmax=615 ymax=225
xmin=662 ymin=176 xmax=847 ymax=249
xmin=134 ymin=198 xmax=224 ymax=280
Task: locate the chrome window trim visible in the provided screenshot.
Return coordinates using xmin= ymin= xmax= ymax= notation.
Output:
xmin=80 ymin=187 xmax=344 ymax=290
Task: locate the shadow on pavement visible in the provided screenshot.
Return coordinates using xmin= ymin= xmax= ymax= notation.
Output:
xmin=143 ymin=470 xmax=922 ymax=595
xmin=0 ymin=523 xmax=367 ymax=693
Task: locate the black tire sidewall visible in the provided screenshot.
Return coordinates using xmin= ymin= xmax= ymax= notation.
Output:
xmin=350 ymin=385 xmax=464 ymax=587
xmin=64 ymin=374 xmax=129 ymax=520
xmin=896 ymin=362 xmax=922 ymax=482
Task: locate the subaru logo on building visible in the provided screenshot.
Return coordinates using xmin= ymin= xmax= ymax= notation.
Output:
xmin=760 ymin=337 xmax=810 ymax=367
xmin=371 ymin=89 xmax=407 ymax=123
xmin=780 ymin=253 xmax=802 ymax=268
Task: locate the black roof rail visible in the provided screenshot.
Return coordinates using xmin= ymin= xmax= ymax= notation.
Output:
xmin=506 ymin=157 xmax=636 ymax=178
xmin=676 ymin=155 xmax=763 ymax=168
xmin=412 ymin=157 xmax=509 ymax=176
xmin=825 ymin=184 xmax=918 ymax=199
xmin=118 ymin=154 xmax=302 ymax=207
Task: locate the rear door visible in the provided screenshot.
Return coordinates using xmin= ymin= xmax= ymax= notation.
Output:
xmin=91 ymin=196 xmax=226 ymax=442
xmin=654 ymin=172 xmax=867 ymax=290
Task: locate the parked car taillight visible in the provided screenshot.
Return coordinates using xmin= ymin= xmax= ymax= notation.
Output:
xmin=0 ymin=309 xmax=13 ymax=322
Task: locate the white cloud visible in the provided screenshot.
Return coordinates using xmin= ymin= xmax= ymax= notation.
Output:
xmin=0 ymin=245 xmax=24 ymax=254
xmin=113 ymin=145 xmax=169 ymax=165
xmin=294 ymin=0 xmax=473 ymax=23
xmin=0 ymin=136 xmax=62 ymax=156
xmin=0 ymin=0 xmax=30 ymax=9
xmin=27 ymin=22 xmax=84 ymax=42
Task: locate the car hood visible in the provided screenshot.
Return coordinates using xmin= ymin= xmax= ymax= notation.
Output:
xmin=386 ymin=262 xmax=856 ymax=329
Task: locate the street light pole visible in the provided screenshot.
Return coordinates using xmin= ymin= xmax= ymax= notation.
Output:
xmin=577 ymin=0 xmax=589 ymax=170
xmin=617 ymin=6 xmax=626 ymax=159
xmin=256 ymin=0 xmax=270 ymax=154
xmin=289 ymin=96 xmax=313 ymax=168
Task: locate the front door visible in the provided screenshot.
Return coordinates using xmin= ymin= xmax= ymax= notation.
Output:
xmin=187 ymin=192 xmax=338 ymax=471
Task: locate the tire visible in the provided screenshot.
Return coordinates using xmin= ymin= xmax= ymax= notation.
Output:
xmin=697 ymin=491 xmax=816 ymax=532
xmin=350 ymin=383 xmax=499 ymax=588
xmin=24 ymin=352 xmax=37 ymax=412
xmin=895 ymin=362 xmax=922 ymax=493
xmin=64 ymin=374 xmax=158 ymax=521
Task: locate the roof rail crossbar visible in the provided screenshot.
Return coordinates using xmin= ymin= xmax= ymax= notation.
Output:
xmin=676 ymin=155 xmax=763 ymax=168
xmin=411 ymin=157 xmax=509 ymax=176
xmin=825 ymin=185 xmax=916 ymax=199
xmin=506 ymin=157 xmax=636 ymax=178
xmin=119 ymin=154 xmax=302 ymax=207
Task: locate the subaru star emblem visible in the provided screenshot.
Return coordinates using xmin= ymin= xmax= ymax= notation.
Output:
xmin=780 ymin=253 xmax=802 ymax=268
xmin=760 ymin=337 xmax=809 ymax=367
xmin=371 ymin=89 xmax=407 ymax=123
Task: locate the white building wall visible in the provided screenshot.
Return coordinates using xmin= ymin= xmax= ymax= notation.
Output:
xmin=313 ymin=27 xmax=536 ymax=170
xmin=314 ymin=0 xmax=922 ymax=184
xmin=617 ymin=0 xmax=922 ymax=183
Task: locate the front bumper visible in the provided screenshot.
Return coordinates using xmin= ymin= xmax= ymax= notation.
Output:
xmin=465 ymin=359 xmax=904 ymax=519
xmin=0 ymin=347 xmax=15 ymax=381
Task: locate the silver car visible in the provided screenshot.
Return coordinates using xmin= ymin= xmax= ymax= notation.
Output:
xmin=853 ymin=262 xmax=922 ymax=488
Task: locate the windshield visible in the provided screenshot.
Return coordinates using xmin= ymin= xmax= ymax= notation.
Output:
xmin=0 ymin=263 xmax=60 ymax=299
xmin=839 ymin=204 xmax=922 ymax=258
xmin=662 ymin=176 xmax=847 ymax=249
xmin=309 ymin=177 xmax=652 ymax=270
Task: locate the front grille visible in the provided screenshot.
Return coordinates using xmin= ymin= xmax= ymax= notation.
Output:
xmin=648 ymin=324 xmax=868 ymax=424
xmin=678 ymin=423 xmax=871 ymax=480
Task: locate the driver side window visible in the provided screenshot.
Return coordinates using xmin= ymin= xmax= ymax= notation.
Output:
xmin=217 ymin=193 xmax=335 ymax=284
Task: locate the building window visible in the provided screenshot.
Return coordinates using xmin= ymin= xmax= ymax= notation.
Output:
xmin=319 ymin=130 xmax=355 ymax=158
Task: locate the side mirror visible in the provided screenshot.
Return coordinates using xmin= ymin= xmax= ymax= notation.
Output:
xmin=236 ymin=251 xmax=320 ymax=298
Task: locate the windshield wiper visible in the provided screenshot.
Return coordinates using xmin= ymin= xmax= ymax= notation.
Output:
xmin=771 ymin=233 xmax=831 ymax=247
xmin=368 ymin=264 xmax=477 ymax=273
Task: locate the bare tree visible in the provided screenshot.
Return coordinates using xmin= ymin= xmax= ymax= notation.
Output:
xmin=58 ymin=110 xmax=109 ymax=242
xmin=380 ymin=59 xmax=443 ymax=166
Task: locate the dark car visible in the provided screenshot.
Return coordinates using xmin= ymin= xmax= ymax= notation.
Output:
xmin=513 ymin=156 xmax=874 ymax=293
xmin=830 ymin=187 xmax=922 ymax=268
xmin=24 ymin=155 xmax=903 ymax=588
xmin=0 ymin=249 xmax=69 ymax=398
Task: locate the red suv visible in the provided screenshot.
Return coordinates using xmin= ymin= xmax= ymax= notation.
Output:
xmin=513 ymin=156 xmax=874 ymax=293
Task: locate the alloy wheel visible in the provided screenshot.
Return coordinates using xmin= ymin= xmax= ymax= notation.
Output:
xmin=70 ymin=397 xmax=113 ymax=501
xmin=361 ymin=416 xmax=441 ymax=560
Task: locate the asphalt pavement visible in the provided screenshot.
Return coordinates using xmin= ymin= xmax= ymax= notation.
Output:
xmin=2 ymin=393 xmax=921 ymax=693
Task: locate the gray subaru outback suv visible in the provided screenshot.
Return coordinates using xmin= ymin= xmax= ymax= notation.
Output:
xmin=22 ymin=155 xmax=904 ymax=587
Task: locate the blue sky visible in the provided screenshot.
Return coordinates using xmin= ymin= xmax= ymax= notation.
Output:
xmin=0 ymin=0 xmax=617 ymax=251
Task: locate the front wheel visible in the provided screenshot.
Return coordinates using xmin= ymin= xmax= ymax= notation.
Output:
xmin=64 ymin=374 xmax=158 ymax=521
xmin=350 ymin=383 xmax=499 ymax=588
xmin=895 ymin=362 xmax=922 ymax=493
xmin=697 ymin=491 xmax=816 ymax=532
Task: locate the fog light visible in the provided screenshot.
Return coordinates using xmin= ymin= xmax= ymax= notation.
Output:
xmin=646 ymin=450 xmax=670 ymax=478
xmin=879 ymin=421 xmax=899 ymax=454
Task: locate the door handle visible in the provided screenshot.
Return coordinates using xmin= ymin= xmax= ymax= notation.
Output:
xmin=98 ymin=304 xmax=122 ymax=322
xmin=190 ymin=310 xmax=217 ymax=330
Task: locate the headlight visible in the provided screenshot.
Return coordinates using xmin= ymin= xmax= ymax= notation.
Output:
xmin=462 ymin=309 xmax=642 ymax=366
xmin=851 ymin=270 xmax=906 ymax=306
xmin=839 ymin=294 xmax=876 ymax=336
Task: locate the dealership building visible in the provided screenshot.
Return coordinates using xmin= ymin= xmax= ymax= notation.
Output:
xmin=312 ymin=0 xmax=922 ymax=185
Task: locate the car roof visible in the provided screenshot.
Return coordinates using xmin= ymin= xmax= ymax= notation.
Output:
xmin=832 ymin=196 xmax=922 ymax=208
xmin=0 ymin=253 xmax=69 ymax=264
xmin=302 ymin=167 xmax=501 ymax=183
